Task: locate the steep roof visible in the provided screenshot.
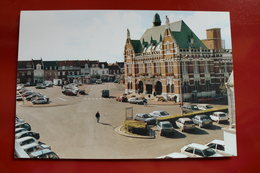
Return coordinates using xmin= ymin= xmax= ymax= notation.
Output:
xmin=139 ymin=20 xmax=207 ymax=50
xmin=130 ymin=40 xmax=143 ymax=53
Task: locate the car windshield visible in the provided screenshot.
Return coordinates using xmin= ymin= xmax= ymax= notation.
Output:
xmin=143 ymin=114 xmax=151 ymax=118
xmin=219 ymin=114 xmax=226 ymax=117
xmin=184 ymin=121 xmax=194 ymax=125
xmin=206 ymin=105 xmax=213 ymax=108
xmin=201 ymin=116 xmax=210 ymax=120
xmin=203 ymin=148 xmax=216 ymax=157
xmin=160 ymin=111 xmax=168 ymax=115
xmin=191 ymin=105 xmax=199 ymax=110
xmin=162 ymin=123 xmax=172 ymax=128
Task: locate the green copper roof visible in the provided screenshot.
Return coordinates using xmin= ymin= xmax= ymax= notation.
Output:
xmin=153 ymin=13 xmax=161 ymax=26
xmin=139 ymin=20 xmax=207 ymax=50
xmin=130 ymin=40 xmax=143 ymax=53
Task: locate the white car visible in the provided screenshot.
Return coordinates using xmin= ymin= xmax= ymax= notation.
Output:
xmin=210 ymin=112 xmax=229 ymax=123
xmin=175 ymin=118 xmax=196 ymax=132
xmin=150 ymin=111 xmax=169 ymax=118
xmin=181 ymin=143 xmax=223 ymax=158
xmin=21 ymin=142 xmax=51 ymax=154
xmin=16 ymin=136 xmax=38 ymax=146
xmin=15 ymin=128 xmax=27 ymax=134
xmin=157 ymin=152 xmax=189 ymax=159
xmin=197 ymin=104 xmax=213 ymax=110
xmin=30 ymin=149 xmax=59 ymax=159
xmin=157 ymin=121 xmax=175 ymax=136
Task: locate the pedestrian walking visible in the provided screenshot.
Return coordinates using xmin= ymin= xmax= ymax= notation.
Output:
xmin=173 ymin=95 xmax=177 ymax=103
xmin=95 ymin=111 xmax=100 ymax=123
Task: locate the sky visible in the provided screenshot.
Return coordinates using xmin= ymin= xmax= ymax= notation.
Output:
xmin=18 ymin=10 xmax=232 ymax=63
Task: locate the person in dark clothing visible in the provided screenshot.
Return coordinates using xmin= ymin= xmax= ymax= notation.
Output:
xmin=95 ymin=111 xmax=100 ymax=123
xmin=173 ymin=95 xmax=177 ymax=103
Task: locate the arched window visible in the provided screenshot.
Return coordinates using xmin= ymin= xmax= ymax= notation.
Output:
xmin=171 ymin=84 xmax=174 ymax=93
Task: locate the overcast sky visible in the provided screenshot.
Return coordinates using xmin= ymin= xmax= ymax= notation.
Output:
xmin=18 ymin=10 xmax=231 ymax=63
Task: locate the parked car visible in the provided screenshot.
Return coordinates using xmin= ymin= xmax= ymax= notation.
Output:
xmin=182 ymin=104 xmax=200 ymax=113
xmin=210 ymin=112 xmax=229 ymax=123
xmin=206 ymin=140 xmax=225 ymax=153
xmin=128 ymin=97 xmax=144 ymax=105
xmin=150 ymin=111 xmax=169 ymax=118
xmin=96 ymin=79 xmax=102 ymax=84
xmin=16 ymin=95 xmax=23 ymax=101
xmin=43 ymin=81 xmax=53 ymax=87
xmin=157 ymin=121 xmax=175 ymax=136
xmin=79 ymin=90 xmax=87 ymax=95
xmin=15 ymin=123 xmax=31 ymax=131
xmin=16 ymin=136 xmax=38 ymax=146
xmin=175 ymin=118 xmax=196 ymax=132
xmin=22 ymin=91 xmax=34 ymax=97
xmin=21 ymin=142 xmax=51 ymax=154
xmin=181 ymin=143 xmax=223 ymax=157
xmin=35 ymin=84 xmax=46 ymax=89
xmin=26 ymin=93 xmax=43 ymax=101
xmin=30 ymin=149 xmax=59 ymax=159
xmin=157 ymin=152 xmax=189 ymax=159
xmin=16 ymin=131 xmax=40 ymax=140
xmin=101 ymin=90 xmax=110 ymax=98
xmin=16 ymin=117 xmax=25 ymax=124
xmin=197 ymin=104 xmax=213 ymax=110
xmin=32 ymin=97 xmax=49 ymax=104
xmin=192 ymin=115 xmax=213 ymax=128
xmin=15 ymin=128 xmax=28 ymax=134
xmin=62 ymin=89 xmax=77 ymax=96
xmin=134 ymin=113 xmax=156 ymax=125
xmin=116 ymin=96 xmax=128 ymax=102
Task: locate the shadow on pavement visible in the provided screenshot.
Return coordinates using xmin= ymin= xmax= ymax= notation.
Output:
xmin=189 ymin=128 xmax=209 ymax=135
xmin=206 ymin=124 xmax=222 ymax=130
xmin=162 ymin=130 xmax=186 ymax=139
xmin=99 ymin=122 xmax=113 ymax=127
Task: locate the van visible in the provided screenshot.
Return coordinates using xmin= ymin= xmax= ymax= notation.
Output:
xmin=102 ymin=90 xmax=109 ymax=98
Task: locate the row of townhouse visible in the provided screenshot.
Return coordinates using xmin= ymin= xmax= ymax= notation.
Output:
xmin=124 ymin=13 xmax=233 ymax=102
xmin=17 ymin=59 xmax=124 ymax=85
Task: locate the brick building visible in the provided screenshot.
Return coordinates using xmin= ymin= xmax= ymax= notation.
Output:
xmin=124 ymin=14 xmax=232 ymax=102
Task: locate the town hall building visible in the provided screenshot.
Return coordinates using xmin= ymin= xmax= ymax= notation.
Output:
xmin=124 ymin=13 xmax=232 ymax=102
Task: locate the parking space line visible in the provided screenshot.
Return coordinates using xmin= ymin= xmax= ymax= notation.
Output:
xmin=57 ymin=97 xmax=66 ymax=101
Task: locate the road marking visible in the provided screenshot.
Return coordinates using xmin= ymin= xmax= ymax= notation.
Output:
xmin=57 ymin=97 xmax=66 ymax=101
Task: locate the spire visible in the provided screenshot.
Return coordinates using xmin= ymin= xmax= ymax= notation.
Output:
xmin=153 ymin=13 xmax=161 ymax=27
xmin=165 ymin=15 xmax=170 ymax=28
xmin=127 ymin=28 xmax=130 ymax=39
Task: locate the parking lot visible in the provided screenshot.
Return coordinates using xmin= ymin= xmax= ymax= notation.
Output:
xmin=16 ymin=82 xmax=229 ymax=159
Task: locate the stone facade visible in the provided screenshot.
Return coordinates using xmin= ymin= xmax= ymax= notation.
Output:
xmin=124 ymin=14 xmax=232 ymax=102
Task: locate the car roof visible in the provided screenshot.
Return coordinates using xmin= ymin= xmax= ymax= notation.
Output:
xmin=188 ymin=143 xmax=209 ymax=150
xmin=159 ymin=121 xmax=171 ymax=124
xmin=178 ymin=117 xmax=191 ymax=121
xmin=209 ymin=140 xmax=225 ymax=146
xmin=15 ymin=130 xmax=30 ymax=137
xmin=195 ymin=114 xmax=208 ymax=118
xmin=16 ymin=136 xmax=36 ymax=143
xmin=30 ymin=149 xmax=53 ymax=157
xmin=166 ymin=152 xmax=189 ymax=158
xmin=15 ymin=128 xmax=26 ymax=132
xmin=214 ymin=112 xmax=226 ymax=114
xmin=21 ymin=142 xmax=39 ymax=150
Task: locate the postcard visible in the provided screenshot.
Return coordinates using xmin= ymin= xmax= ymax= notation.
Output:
xmin=15 ymin=10 xmax=236 ymax=159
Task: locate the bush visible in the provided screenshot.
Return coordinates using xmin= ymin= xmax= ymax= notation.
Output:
xmin=123 ymin=120 xmax=147 ymax=136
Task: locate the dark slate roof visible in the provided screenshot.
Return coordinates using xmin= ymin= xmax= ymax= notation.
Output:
xmin=98 ymin=62 xmax=108 ymax=68
xmin=153 ymin=13 xmax=161 ymax=26
xmin=43 ymin=61 xmax=57 ymax=67
xmin=139 ymin=20 xmax=207 ymax=50
xmin=116 ymin=62 xmax=124 ymax=68
xmin=32 ymin=59 xmax=43 ymax=67
xmin=130 ymin=40 xmax=143 ymax=53
xmin=18 ymin=61 xmax=34 ymax=69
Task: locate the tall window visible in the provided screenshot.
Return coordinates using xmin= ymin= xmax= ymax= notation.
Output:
xmin=188 ymin=62 xmax=194 ymax=73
